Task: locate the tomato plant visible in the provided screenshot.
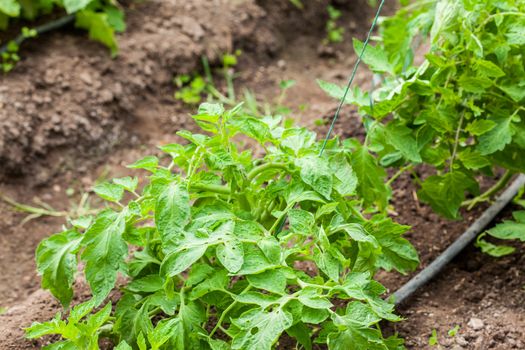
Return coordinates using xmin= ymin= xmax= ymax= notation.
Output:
xmin=319 ymin=0 xmax=525 ymax=219
xmin=27 ymin=103 xmax=417 ymax=349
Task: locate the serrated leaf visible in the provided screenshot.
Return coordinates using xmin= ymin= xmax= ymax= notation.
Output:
xmin=127 ymin=155 xmax=159 ymax=171
xmin=247 ymin=269 xmax=287 ymax=294
xmin=477 ymin=117 xmax=514 ymax=155
xmin=384 ymin=123 xmax=422 ymax=162
xmin=295 ymin=156 xmax=333 ymax=199
xmin=216 ymin=238 xmax=244 ymax=273
xmin=465 ymin=119 xmax=496 ymax=136
xmin=93 ymin=181 xmax=124 ymax=203
xmin=0 ymin=0 xmax=20 ymax=16
xmin=63 ymin=0 xmax=92 ymax=13
xmin=474 ymin=59 xmax=505 ymax=77
xmin=476 ymin=236 xmax=515 ymax=257
xmin=330 ymin=152 xmax=358 ymax=196
xmin=458 ymin=149 xmax=491 ymax=170
xmin=81 ymin=210 xmax=128 ymax=304
xmin=314 ymin=247 xmax=341 ymax=282
xmin=113 ymin=176 xmax=138 ymax=192
xmin=36 ymin=230 xmax=82 ymax=307
xmin=486 ymin=220 xmax=525 ymax=241
xmin=351 ymin=144 xmax=388 ymax=210
xmin=76 ymin=10 xmax=119 ymax=56
xmin=231 ymin=308 xmax=293 ymax=350
xmin=161 ymin=243 xmax=207 ymax=277
xmin=353 ymin=38 xmax=393 ymax=73
xmin=288 ymin=209 xmax=315 ymax=235
xmin=418 ymin=172 xmax=478 ymax=219
xmin=317 ymin=80 xmax=369 ymax=106
xmin=155 ymin=182 xmax=190 ymax=241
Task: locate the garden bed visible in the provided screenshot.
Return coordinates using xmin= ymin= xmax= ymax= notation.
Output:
xmin=0 ymin=1 xmax=523 ymax=349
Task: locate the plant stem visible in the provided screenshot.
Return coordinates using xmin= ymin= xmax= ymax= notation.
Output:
xmin=449 ymin=111 xmax=465 ymax=170
xmin=462 ymin=170 xmax=514 ymax=209
xmin=190 ymin=183 xmax=231 ymax=195
xmin=209 ymin=285 xmax=251 ymax=337
xmin=0 ymin=194 xmax=67 ymax=217
xmin=386 ymin=164 xmax=414 ymax=187
xmin=246 ymin=162 xmax=288 ymax=182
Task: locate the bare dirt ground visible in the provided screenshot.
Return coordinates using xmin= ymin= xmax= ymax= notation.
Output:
xmin=0 ymin=1 xmax=524 ymax=349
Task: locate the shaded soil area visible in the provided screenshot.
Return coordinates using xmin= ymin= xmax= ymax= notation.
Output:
xmin=1 ymin=0 xmax=524 ymax=349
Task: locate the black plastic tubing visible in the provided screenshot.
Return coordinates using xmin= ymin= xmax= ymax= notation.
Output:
xmin=392 ymin=174 xmax=525 ymax=306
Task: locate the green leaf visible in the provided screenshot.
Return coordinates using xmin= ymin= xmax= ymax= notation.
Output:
xmin=0 ymin=0 xmax=20 ymax=16
xmin=301 ymin=306 xmax=329 ymax=324
xmin=81 ymin=210 xmax=128 ymax=304
xmin=317 ymin=80 xmax=369 ymax=106
xmin=114 ymin=341 xmax=133 ymax=350
xmin=298 ymin=288 xmax=333 ymax=309
xmin=498 ymin=83 xmax=525 ymax=102
xmin=418 ymin=172 xmax=478 ymax=219
xmin=465 ymin=119 xmax=496 ymax=136
xmin=127 ymin=155 xmax=159 ymax=171
xmin=247 ymin=269 xmax=287 ymax=294
xmin=476 ymin=235 xmax=515 ymax=257
xmin=353 ymin=38 xmax=393 ymax=74
xmin=486 ymin=219 xmax=525 ymax=241
xmin=216 ymin=238 xmax=244 ymax=273
xmin=477 ymin=117 xmax=514 ymax=155
xmin=314 ymin=247 xmax=341 ymax=282
xmin=76 ymin=10 xmax=119 ymax=56
xmin=113 ymin=176 xmax=138 ymax=192
xmin=147 ymin=318 xmax=179 ymax=350
xmin=295 ymin=156 xmax=333 ymax=199
xmin=457 ymin=75 xmax=492 ymax=93
xmin=63 ymin=0 xmax=92 ymax=13
xmin=351 ymin=144 xmax=388 ymax=210
xmin=105 ymin=5 xmax=126 ymax=32
xmin=474 ymin=59 xmax=505 ymax=78
xmin=330 ymin=152 xmax=358 ymax=196
xmin=367 ymin=216 xmax=419 ymax=274
xmin=286 ymin=323 xmax=312 ymax=350
xmin=161 ymin=242 xmax=207 ymax=277
xmin=231 ymin=308 xmax=293 ymax=350
xmin=114 ymin=294 xmax=153 ymax=345
xmin=155 ymin=182 xmax=190 ymax=241
xmin=384 ymin=123 xmax=422 ymax=162
xmin=336 ymin=223 xmax=379 ymax=247
xmin=288 ymin=209 xmax=315 ymax=235
xmin=457 ymin=149 xmax=491 ymax=170
xmin=93 ymin=181 xmax=124 ymax=203
xmin=36 ymin=230 xmax=82 ymax=307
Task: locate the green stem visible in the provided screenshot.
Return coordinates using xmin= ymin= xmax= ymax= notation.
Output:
xmin=386 ymin=164 xmax=414 ymax=187
xmin=246 ymin=163 xmax=288 ymax=182
xmin=462 ymin=170 xmax=514 ymax=209
xmin=190 ymin=183 xmax=231 ymax=195
xmin=0 ymin=194 xmax=67 ymax=217
xmin=209 ymin=285 xmax=251 ymax=338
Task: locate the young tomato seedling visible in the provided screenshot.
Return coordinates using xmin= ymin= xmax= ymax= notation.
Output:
xmin=27 ymin=103 xmax=418 ymax=349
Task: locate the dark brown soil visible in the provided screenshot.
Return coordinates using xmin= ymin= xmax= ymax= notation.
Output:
xmin=1 ymin=1 xmax=524 ymax=349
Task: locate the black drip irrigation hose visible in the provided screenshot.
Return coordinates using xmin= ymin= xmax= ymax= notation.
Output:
xmin=392 ymin=173 xmax=525 ymax=306
xmin=0 ymin=14 xmax=75 ymax=55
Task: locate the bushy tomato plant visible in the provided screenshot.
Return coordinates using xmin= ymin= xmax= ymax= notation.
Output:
xmin=319 ymin=0 xmax=525 ymax=219
xmin=27 ymin=103 xmax=418 ymax=349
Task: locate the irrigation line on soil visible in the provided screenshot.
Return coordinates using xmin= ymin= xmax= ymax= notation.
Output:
xmin=392 ymin=174 xmax=525 ymax=306
xmin=0 ymin=14 xmax=75 ymax=54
